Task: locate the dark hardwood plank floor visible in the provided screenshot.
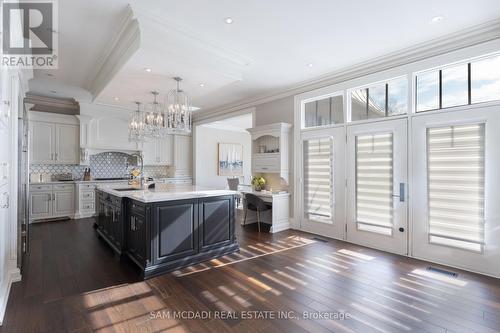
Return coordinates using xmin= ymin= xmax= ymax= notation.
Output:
xmin=1 ymin=211 xmax=500 ymax=333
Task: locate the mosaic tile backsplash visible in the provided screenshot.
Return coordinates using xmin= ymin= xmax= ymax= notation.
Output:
xmin=30 ymin=152 xmax=169 ymax=180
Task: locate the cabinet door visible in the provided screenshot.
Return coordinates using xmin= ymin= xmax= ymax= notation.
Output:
xmin=173 ymin=135 xmax=192 ymax=176
xmin=141 ymin=139 xmax=158 ymax=165
xmin=53 ymin=190 xmax=74 ymax=216
xmin=159 ymin=135 xmax=174 ymax=165
xmin=128 ymin=211 xmax=148 ymax=265
xmin=199 ymin=196 xmax=234 ymax=252
xmin=30 ymin=122 xmax=55 ymax=164
xmin=55 ymin=124 xmax=79 ymax=164
xmin=152 ymin=200 xmax=198 ymax=264
xmin=30 ymin=192 xmax=52 ymax=219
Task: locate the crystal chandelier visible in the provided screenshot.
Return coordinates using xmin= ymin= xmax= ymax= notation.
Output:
xmin=144 ymin=91 xmax=165 ymax=138
xmin=128 ymin=102 xmax=146 ymax=142
xmin=164 ymin=77 xmax=192 ymax=134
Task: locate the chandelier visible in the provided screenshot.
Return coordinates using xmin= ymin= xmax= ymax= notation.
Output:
xmin=128 ymin=101 xmax=146 ymax=142
xmin=144 ymin=91 xmax=165 ymax=138
xmin=128 ymin=77 xmax=192 ymax=142
xmin=164 ymin=77 xmax=192 ymax=134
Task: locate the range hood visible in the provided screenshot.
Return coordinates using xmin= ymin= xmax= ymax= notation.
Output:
xmin=77 ymin=104 xmax=141 ymax=164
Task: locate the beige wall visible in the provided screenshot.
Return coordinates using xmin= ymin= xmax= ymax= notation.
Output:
xmin=195 ymin=126 xmax=252 ymax=189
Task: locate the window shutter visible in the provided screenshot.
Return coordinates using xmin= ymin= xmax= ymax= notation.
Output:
xmin=303 ymin=138 xmax=334 ymax=223
xmin=427 ymin=123 xmax=485 ymax=252
xmin=356 ymin=133 xmax=394 ymax=235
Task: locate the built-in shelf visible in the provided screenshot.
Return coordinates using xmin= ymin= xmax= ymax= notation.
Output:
xmin=247 ymin=123 xmax=291 ymax=183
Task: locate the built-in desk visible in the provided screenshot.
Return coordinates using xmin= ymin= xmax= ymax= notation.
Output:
xmin=239 ymin=189 xmax=290 ymax=233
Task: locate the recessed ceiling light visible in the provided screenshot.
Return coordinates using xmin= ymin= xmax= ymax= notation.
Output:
xmin=307 ymin=63 xmax=313 ymax=68
xmin=50 ymin=90 xmax=57 ymax=94
xmin=224 ymin=17 xmax=233 ymax=24
xmin=144 ymin=68 xmax=152 ymax=72
xmin=113 ymin=96 xmax=119 ymax=101
xmin=431 ymin=16 xmax=444 ymax=23
xmin=199 ymin=83 xmax=205 ymax=87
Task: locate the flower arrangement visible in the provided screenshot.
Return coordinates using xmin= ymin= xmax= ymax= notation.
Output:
xmin=251 ymin=176 xmax=266 ymax=191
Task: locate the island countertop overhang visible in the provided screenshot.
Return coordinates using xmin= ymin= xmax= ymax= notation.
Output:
xmin=96 ymin=184 xmax=237 ymax=203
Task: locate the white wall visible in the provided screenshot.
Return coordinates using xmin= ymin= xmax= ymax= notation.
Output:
xmin=195 ymin=127 xmax=252 ymax=189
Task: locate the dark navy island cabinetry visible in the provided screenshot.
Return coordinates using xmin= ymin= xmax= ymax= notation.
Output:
xmin=95 ymin=189 xmax=238 ymax=279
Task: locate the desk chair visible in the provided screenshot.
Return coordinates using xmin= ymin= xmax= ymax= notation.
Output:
xmin=227 ymin=178 xmax=242 ymax=207
xmin=243 ymin=193 xmax=272 ymax=232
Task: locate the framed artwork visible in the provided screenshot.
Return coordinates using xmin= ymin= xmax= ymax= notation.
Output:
xmin=218 ymin=143 xmax=243 ymax=176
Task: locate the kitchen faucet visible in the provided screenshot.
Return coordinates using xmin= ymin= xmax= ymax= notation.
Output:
xmin=128 ymin=153 xmax=144 ymax=188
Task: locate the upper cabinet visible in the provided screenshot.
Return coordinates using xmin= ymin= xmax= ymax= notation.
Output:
xmin=172 ymin=134 xmax=192 ymax=177
xmin=140 ymin=135 xmax=173 ymax=166
xmin=29 ymin=113 xmax=79 ymax=165
xmin=247 ymin=123 xmax=292 ymax=183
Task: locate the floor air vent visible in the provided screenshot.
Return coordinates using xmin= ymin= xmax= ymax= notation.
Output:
xmin=311 ymin=237 xmax=329 ymax=243
xmin=426 ymin=266 xmax=458 ymax=277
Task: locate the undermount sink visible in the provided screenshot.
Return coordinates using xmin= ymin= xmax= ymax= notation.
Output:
xmin=112 ymin=188 xmax=143 ymax=192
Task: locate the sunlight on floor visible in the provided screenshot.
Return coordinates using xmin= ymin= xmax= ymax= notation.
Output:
xmin=337 ymin=249 xmax=375 ymax=261
xmin=171 ymin=238 xmax=317 ymax=277
xmin=410 ymin=269 xmax=468 ymax=287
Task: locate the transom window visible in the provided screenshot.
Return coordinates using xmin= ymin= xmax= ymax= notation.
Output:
xmin=303 ymin=94 xmax=344 ymax=128
xmin=350 ymin=76 xmax=408 ymax=121
xmin=416 ymin=53 xmax=500 ymax=112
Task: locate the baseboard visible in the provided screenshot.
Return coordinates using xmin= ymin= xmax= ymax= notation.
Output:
xmin=270 ymin=220 xmax=290 ymax=233
xmin=0 ymin=267 xmax=21 ymax=325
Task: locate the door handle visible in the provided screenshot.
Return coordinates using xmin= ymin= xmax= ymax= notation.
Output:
xmin=392 ymin=183 xmax=405 ymax=202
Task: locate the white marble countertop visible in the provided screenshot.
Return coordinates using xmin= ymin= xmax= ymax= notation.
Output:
xmin=96 ymin=184 xmax=237 ymax=203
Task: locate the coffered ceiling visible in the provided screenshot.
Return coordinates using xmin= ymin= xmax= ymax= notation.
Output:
xmin=28 ymin=0 xmax=500 ymax=114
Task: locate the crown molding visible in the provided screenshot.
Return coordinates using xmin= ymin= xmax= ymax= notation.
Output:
xmin=85 ymin=5 xmax=141 ymax=100
xmin=25 ymin=93 xmax=80 ymax=115
xmin=195 ymin=18 xmax=500 ymax=122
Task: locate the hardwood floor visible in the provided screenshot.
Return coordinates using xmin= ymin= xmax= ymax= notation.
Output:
xmin=1 ymin=211 xmax=500 ymax=333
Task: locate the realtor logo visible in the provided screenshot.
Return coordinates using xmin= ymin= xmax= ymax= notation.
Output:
xmin=1 ymin=0 xmax=58 ymax=68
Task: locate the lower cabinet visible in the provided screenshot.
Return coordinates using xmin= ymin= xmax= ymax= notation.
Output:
xmin=198 ymin=196 xmax=234 ymax=252
xmin=152 ymin=200 xmax=198 ymax=264
xmin=29 ymin=183 xmax=75 ymax=222
xmin=127 ymin=203 xmax=148 ymax=266
xmin=95 ymin=190 xmax=126 ymax=254
xmin=95 ymin=190 xmax=238 ymax=279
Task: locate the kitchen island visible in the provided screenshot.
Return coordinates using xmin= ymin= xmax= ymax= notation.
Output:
xmin=95 ymin=184 xmax=239 ymax=279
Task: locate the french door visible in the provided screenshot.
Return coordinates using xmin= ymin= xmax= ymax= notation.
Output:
xmin=412 ymin=106 xmax=500 ymax=277
xmin=346 ymin=119 xmax=408 ymax=255
xmin=300 ymin=127 xmax=345 ymax=239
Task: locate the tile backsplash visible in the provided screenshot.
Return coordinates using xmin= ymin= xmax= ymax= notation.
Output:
xmin=30 ymin=152 xmax=169 ymax=180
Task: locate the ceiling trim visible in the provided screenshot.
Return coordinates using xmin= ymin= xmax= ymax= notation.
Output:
xmin=194 ymin=18 xmax=500 ymax=122
xmin=85 ymin=5 xmax=141 ymax=100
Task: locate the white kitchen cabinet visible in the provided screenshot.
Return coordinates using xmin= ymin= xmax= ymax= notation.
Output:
xmin=141 ymin=140 xmax=157 ymax=165
xmin=53 ymin=189 xmax=75 ymax=216
xmin=29 ymin=191 xmax=52 ymax=220
xmin=56 ymin=124 xmax=79 ymax=163
xmin=141 ymin=135 xmax=173 ymax=166
xmin=172 ymin=135 xmax=192 ymax=177
xmin=29 ymin=183 xmax=75 ymax=222
xmin=30 ymin=121 xmax=55 ymax=163
xmin=30 ymin=117 xmax=79 ymax=165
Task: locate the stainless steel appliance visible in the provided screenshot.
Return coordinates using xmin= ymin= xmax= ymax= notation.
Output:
xmin=17 ymin=102 xmax=29 ymax=265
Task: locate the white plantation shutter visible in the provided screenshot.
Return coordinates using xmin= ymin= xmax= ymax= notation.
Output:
xmin=427 ymin=123 xmax=485 ymax=252
xmin=303 ymin=138 xmax=333 ymax=224
xmin=356 ymin=133 xmax=394 ymax=235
